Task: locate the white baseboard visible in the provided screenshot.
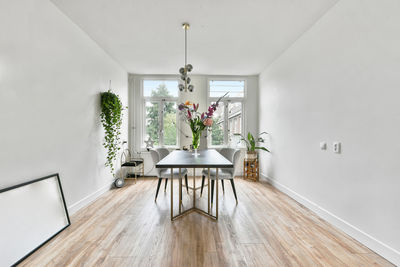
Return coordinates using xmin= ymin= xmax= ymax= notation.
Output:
xmin=67 ymin=181 xmax=113 ymax=215
xmin=261 ymin=173 xmax=400 ymax=266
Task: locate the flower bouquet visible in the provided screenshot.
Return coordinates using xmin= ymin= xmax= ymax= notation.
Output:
xmin=178 ymin=93 xmax=226 ymax=155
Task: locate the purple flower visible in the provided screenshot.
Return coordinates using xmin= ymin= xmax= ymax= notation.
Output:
xmin=201 ymin=113 xmax=205 ymax=120
xmin=178 ymin=103 xmax=185 ymax=110
xmin=187 ymin=110 xmax=192 ymax=119
xmin=205 ymin=106 xmax=213 ymax=117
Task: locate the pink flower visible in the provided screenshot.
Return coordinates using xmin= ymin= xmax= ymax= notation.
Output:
xmin=187 ymin=110 xmax=192 ymax=119
xmin=203 ymin=118 xmax=213 ymax=127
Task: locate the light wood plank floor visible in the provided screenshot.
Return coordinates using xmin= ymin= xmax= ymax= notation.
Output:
xmin=21 ymin=178 xmax=393 ymax=267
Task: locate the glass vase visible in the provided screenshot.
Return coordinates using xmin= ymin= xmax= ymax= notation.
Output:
xmin=192 ymin=131 xmax=201 ymax=156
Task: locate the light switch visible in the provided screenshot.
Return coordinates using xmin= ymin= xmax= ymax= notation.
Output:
xmin=320 ymin=142 xmax=327 ymax=150
xmin=333 ymin=142 xmax=341 ymax=153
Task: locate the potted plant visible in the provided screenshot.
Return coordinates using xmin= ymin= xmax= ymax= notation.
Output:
xmin=234 ymin=132 xmax=270 ymax=159
xmin=100 ymin=90 xmax=125 ymax=177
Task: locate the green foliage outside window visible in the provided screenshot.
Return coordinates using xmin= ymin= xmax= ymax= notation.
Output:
xmin=211 ymin=117 xmax=224 ymax=145
xmin=146 ymin=102 xmax=159 ymax=145
xmin=146 ymin=84 xmax=177 ymax=146
xmin=164 ymin=112 xmax=177 ymax=145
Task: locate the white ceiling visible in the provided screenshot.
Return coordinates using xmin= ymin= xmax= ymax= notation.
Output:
xmin=52 ymin=0 xmax=337 ymax=75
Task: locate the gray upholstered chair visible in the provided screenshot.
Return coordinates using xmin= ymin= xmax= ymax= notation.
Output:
xmin=200 ymin=148 xmax=241 ymax=204
xmin=150 ymin=148 xmax=189 ymax=201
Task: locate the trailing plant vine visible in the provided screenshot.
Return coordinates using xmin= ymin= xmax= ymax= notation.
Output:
xmin=100 ymin=90 xmax=125 ymax=177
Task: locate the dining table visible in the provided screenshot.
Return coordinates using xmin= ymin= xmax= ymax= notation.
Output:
xmin=155 ymin=149 xmax=233 ymax=221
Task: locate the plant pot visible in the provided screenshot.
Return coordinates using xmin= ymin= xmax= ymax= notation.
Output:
xmin=246 ymin=151 xmax=258 ymax=160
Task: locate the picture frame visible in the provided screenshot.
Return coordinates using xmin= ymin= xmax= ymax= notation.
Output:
xmin=0 ymin=173 xmax=70 ymax=266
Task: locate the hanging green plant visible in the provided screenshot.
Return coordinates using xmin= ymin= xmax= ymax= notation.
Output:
xmin=100 ymin=90 xmax=125 ymax=177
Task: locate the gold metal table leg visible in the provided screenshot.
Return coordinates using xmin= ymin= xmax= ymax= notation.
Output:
xmin=169 ymin=167 xmax=219 ymax=221
xmin=170 ymin=168 xmax=173 ymax=221
xmin=193 ymin=168 xmax=196 ymax=208
xmin=216 ymin=168 xmax=219 ymax=220
xmin=179 ymin=168 xmax=182 ymax=213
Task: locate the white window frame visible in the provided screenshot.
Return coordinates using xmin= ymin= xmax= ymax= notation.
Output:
xmin=141 ymin=78 xmax=180 ymax=149
xmin=207 ymin=78 xmax=247 ymax=148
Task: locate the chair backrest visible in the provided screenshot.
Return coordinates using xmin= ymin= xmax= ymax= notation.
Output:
xmin=232 ymin=149 xmax=241 ymax=177
xmin=150 ymin=149 xmax=161 ymax=176
xmin=156 ymin=148 xmax=170 ymax=160
xmin=149 ymin=149 xmax=160 ymax=163
xmin=120 ymin=148 xmax=132 ymax=164
xmin=219 ymin=148 xmax=236 ymax=162
xmin=150 ymin=148 xmax=170 ymax=177
xmin=219 ymin=148 xmax=241 ymax=177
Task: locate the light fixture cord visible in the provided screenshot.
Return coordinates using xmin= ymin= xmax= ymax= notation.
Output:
xmin=184 ymin=26 xmax=187 ymax=66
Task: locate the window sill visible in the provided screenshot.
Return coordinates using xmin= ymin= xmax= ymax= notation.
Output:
xmin=208 ymin=145 xmax=246 ymax=149
xmin=140 ymin=146 xmax=179 ymax=151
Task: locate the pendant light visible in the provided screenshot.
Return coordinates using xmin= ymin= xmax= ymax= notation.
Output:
xmin=178 ymin=23 xmax=194 ymax=92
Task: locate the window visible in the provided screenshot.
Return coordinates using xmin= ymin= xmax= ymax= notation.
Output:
xmin=211 ymin=101 xmax=224 ymax=146
xmin=143 ymin=80 xmax=179 ymax=147
xmin=208 ymin=80 xmax=245 ymax=147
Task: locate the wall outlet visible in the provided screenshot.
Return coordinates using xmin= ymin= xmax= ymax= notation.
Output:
xmin=333 ymin=142 xmax=341 ymax=153
xmin=320 ymin=142 xmax=327 ymax=150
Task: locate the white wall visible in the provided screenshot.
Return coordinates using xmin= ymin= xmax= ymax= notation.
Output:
xmin=129 ymin=74 xmax=258 ymax=176
xmin=0 ymin=0 xmax=128 ymax=213
xmin=259 ymin=0 xmax=400 ymax=264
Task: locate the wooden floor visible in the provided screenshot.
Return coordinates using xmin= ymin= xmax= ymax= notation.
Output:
xmin=21 ymin=177 xmax=392 ymax=267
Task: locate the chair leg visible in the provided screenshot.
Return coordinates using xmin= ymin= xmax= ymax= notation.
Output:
xmin=230 ymin=179 xmax=238 ymax=203
xmin=221 ymin=180 xmax=225 ymax=194
xmin=164 ymin=178 xmax=168 ymax=192
xmin=155 ymin=178 xmax=162 ymax=201
xmin=200 ymin=175 xmax=205 ymax=196
xmin=211 ymin=180 xmax=215 ymax=204
xmin=185 ymin=174 xmax=189 ymax=193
